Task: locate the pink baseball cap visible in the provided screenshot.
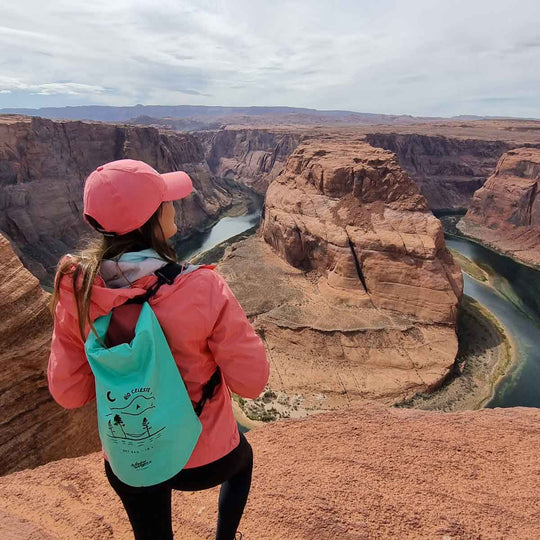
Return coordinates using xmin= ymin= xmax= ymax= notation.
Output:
xmin=83 ymin=159 xmax=193 ymax=235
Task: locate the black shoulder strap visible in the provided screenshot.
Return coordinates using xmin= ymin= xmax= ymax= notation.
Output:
xmin=124 ymin=262 xmax=186 ymax=305
xmin=193 ymin=367 xmax=222 ymax=417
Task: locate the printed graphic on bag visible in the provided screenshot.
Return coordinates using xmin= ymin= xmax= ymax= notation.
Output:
xmin=104 ymin=389 xmax=165 ymax=443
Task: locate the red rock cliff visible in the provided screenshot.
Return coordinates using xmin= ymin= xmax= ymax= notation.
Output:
xmin=0 ymin=233 xmax=100 ymax=475
xmin=365 ymin=132 xmax=512 ymax=211
xmin=0 ymin=114 xmax=234 ymax=283
xmin=458 ymin=147 xmax=540 ymax=268
xmin=194 ymin=128 xmax=302 ymax=193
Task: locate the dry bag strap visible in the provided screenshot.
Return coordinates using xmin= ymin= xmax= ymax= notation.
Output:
xmin=193 ymin=367 xmax=222 ymax=417
xmin=124 ymin=261 xmax=187 ymax=305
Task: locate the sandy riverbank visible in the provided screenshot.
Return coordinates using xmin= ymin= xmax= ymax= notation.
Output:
xmin=391 ymin=246 xmax=520 ymax=412
xmin=394 ymin=295 xmax=517 ymax=412
xmin=233 ymin=293 xmax=518 ymax=425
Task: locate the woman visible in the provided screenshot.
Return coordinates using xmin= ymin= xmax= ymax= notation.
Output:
xmin=48 ymin=159 xmax=269 ymax=540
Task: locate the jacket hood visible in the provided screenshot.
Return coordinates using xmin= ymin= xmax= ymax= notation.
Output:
xmin=58 ymin=263 xmax=157 ymax=323
xmin=57 ymin=255 xmax=215 ymax=329
xmin=99 ymin=249 xmax=169 ymax=289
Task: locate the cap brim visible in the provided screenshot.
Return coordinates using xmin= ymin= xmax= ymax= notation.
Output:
xmin=161 ymin=171 xmax=193 ymax=201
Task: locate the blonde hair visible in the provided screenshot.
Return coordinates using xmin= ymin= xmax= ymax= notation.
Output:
xmin=49 ymin=203 xmax=178 ymax=342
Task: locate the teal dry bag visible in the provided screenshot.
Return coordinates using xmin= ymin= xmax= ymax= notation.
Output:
xmin=84 ymin=263 xmax=215 ymax=487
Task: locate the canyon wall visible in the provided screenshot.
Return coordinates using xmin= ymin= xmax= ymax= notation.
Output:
xmin=5 ymin=115 xmax=537 ymax=287
xmin=194 ymin=128 xmax=303 ymax=193
xmin=195 ymin=128 xmax=532 ymax=214
xmin=0 ymin=115 xmax=234 ymax=284
xmin=458 ymin=147 xmax=540 ymax=268
xmin=218 ymin=138 xmax=463 ymax=412
xmin=0 ymin=233 xmax=100 ymax=475
xmin=365 ymin=133 xmax=511 ymax=211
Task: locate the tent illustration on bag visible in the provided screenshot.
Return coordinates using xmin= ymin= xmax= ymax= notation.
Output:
xmin=104 ymin=392 xmax=165 ymax=440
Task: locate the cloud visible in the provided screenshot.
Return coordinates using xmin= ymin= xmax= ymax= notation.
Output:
xmin=30 ymin=83 xmax=106 ymax=96
xmin=0 ymin=77 xmax=106 ymax=96
xmin=0 ymin=0 xmax=539 ymax=117
xmin=0 ymin=25 xmax=60 ymax=42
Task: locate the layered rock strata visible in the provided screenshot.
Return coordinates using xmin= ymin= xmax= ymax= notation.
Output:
xmin=1 ymin=402 xmax=539 ymax=539
xmin=0 ymin=233 xmax=100 ymax=475
xmin=218 ymin=139 xmax=463 ymax=410
xmin=458 ymin=147 xmax=540 ymax=268
xmin=194 ymin=128 xmax=302 ymax=193
xmin=262 ymin=139 xmax=463 ymax=322
xmin=0 ymin=115 xmax=234 ymax=284
xmin=195 ymin=127 xmax=535 ymax=215
xmin=365 ymin=133 xmax=511 ymax=211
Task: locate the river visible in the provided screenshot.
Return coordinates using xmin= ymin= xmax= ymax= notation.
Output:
xmin=445 ymin=235 xmax=540 ymax=408
xmin=175 ymin=209 xmax=261 ymax=262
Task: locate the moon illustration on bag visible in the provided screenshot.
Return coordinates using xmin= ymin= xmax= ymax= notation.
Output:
xmin=106 ymin=391 xmax=116 ymax=402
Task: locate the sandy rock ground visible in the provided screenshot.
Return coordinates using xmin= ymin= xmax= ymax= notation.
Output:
xmin=1 ymin=401 xmax=539 ymax=540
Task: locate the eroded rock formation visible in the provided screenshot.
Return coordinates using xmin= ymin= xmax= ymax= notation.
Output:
xmin=194 ymin=128 xmax=302 ymax=193
xmin=458 ymin=147 xmax=540 ymax=268
xmin=0 ymin=115 xmax=234 ymax=284
xmin=365 ymin=133 xmax=511 ymax=211
xmin=262 ymin=138 xmax=462 ymax=321
xmin=0 ymin=233 xmax=100 ymax=475
xmin=1 ymin=402 xmax=539 ymax=539
xmin=218 ymin=139 xmax=463 ymax=410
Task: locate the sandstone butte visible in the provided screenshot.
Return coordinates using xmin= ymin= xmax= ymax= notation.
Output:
xmin=217 ymin=138 xmax=463 ymax=413
xmin=458 ymin=147 xmax=540 ymax=269
xmin=1 ymin=402 xmax=539 ymax=539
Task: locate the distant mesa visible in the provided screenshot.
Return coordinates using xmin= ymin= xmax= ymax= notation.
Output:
xmin=2 ymin=103 xmax=535 ymax=125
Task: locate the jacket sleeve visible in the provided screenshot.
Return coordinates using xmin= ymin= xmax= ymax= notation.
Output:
xmin=206 ymin=271 xmax=269 ymax=399
xmin=47 ymin=275 xmax=96 ymax=409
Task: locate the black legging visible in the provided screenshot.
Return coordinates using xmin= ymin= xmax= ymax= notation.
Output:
xmin=104 ymin=431 xmax=253 ymax=540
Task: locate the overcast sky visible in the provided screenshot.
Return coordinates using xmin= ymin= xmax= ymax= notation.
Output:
xmin=1 ymin=0 xmax=539 ymax=117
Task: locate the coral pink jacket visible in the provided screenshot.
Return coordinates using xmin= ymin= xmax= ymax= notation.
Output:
xmin=47 ymin=260 xmax=269 ymax=468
